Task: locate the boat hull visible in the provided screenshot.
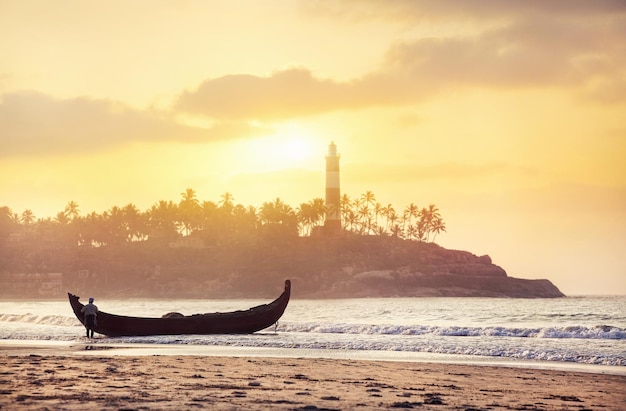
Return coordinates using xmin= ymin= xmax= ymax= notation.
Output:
xmin=68 ymin=280 xmax=291 ymax=337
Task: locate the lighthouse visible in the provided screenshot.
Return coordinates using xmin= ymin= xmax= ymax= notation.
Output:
xmin=324 ymin=141 xmax=341 ymax=235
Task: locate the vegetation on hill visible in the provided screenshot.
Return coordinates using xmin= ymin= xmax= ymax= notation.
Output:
xmin=0 ymin=190 xmax=563 ymax=299
xmin=0 ymin=189 xmax=446 ymax=248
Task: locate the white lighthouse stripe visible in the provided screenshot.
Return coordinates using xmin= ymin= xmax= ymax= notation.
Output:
xmin=325 ymin=160 xmax=340 ymax=172
xmin=326 ymin=172 xmax=340 ymax=188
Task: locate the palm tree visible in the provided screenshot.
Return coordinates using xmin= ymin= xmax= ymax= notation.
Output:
xmin=179 ymin=188 xmax=201 ymax=236
xmin=402 ymin=203 xmax=419 ymax=236
xmin=406 ymin=224 xmax=418 ymax=240
xmin=0 ymin=206 xmax=14 ymax=238
xmin=10 ymin=212 xmax=21 ymax=224
xmin=123 ymin=203 xmax=147 ymax=241
xmin=295 ymin=198 xmax=326 ymax=236
xmin=18 ymin=210 xmax=36 ymax=238
xmin=0 ymin=206 xmax=11 ymax=221
xmin=199 ymin=200 xmax=219 ymax=230
xmin=296 ymin=202 xmax=314 ymax=236
xmin=147 ymin=200 xmax=179 ymax=241
xmin=260 ymin=197 xmax=298 ymax=239
xmin=308 ymin=198 xmax=326 ymax=235
xmin=404 ymin=203 xmax=419 ymax=224
xmin=245 ymin=205 xmax=259 ymax=232
xmin=260 ymin=198 xmax=293 ymax=224
xmin=384 ymin=204 xmax=397 ymax=233
xmin=21 ymin=209 xmax=36 ymax=225
xmin=352 ymin=197 xmax=363 ymax=211
xmin=375 ymin=225 xmax=387 ymax=236
xmin=64 ymin=201 xmax=80 ymax=220
xmin=219 ymin=192 xmax=235 ymax=212
xmin=104 ymin=206 xmax=126 ymax=245
xmin=81 ymin=211 xmax=103 ymax=246
xmin=374 ymin=202 xmax=384 ymax=233
xmin=357 ymin=204 xmax=371 ymax=234
xmin=54 ymin=211 xmax=68 ymax=225
xmin=430 ymin=216 xmax=447 ymax=243
xmin=361 ymin=191 xmax=376 ymax=208
xmin=390 ymin=223 xmax=403 ymax=238
xmin=425 ymin=204 xmax=441 ymax=242
xmin=340 ymin=194 xmax=352 ymax=224
xmin=417 ymin=212 xmax=428 ymax=242
xmin=345 ymin=210 xmax=358 ymax=233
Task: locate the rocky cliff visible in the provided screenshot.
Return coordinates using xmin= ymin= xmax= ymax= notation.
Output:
xmin=277 ymin=236 xmax=565 ymax=298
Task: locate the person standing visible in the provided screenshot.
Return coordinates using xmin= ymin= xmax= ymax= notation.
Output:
xmin=81 ymin=297 xmax=98 ymax=338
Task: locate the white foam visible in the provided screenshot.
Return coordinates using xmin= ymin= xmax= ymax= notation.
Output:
xmin=1 ymin=296 xmax=624 ymax=367
xmin=0 ymin=313 xmax=81 ymax=327
xmin=278 ymin=322 xmax=626 ymax=340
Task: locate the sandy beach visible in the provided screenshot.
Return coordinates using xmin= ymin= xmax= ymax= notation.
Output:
xmin=1 ymin=348 xmax=624 ymax=411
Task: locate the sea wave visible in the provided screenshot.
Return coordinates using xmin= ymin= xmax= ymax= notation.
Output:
xmin=278 ymin=322 xmax=626 ymax=340
xmin=0 ymin=313 xmax=80 ymax=327
xmin=2 ymin=313 xmax=624 ymax=340
xmin=1 ymin=315 xmax=624 ymax=366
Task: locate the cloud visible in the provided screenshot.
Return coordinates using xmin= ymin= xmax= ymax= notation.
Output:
xmin=375 ymin=11 xmax=626 ymax=101
xmin=383 ymin=21 xmax=601 ymax=87
xmin=0 ymin=92 xmax=269 ymax=158
xmin=175 ymin=68 xmax=357 ymax=120
xmin=3 ymin=2 xmax=624 ymax=155
xmin=302 ymin=0 xmax=626 ymax=23
xmin=175 ymin=5 xmax=625 ymax=120
xmin=384 ymin=15 xmax=626 ymax=99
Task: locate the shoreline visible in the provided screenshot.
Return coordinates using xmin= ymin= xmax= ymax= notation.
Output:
xmin=1 ymin=349 xmax=624 ymax=410
xmin=2 ymin=339 xmax=625 ymax=376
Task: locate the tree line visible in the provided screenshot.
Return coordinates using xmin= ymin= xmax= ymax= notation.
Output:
xmin=0 ymin=189 xmax=446 ymax=247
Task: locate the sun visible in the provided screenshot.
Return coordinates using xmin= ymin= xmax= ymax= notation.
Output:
xmin=278 ymin=137 xmax=311 ymax=162
xmin=257 ymin=124 xmax=318 ymax=164
xmin=270 ymin=122 xmax=316 ymax=163
xmin=232 ymin=122 xmax=322 ymax=173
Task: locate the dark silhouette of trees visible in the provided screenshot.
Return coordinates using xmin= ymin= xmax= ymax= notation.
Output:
xmin=337 ymin=197 xmax=446 ymax=241
xmin=219 ymin=192 xmax=235 ymax=212
xmin=296 ymin=198 xmax=325 ymax=236
xmin=122 ymin=203 xmax=147 ymax=242
xmin=0 ymin=206 xmax=16 ymax=249
xmin=147 ymin=200 xmax=179 ymax=243
xmin=259 ymin=198 xmax=298 ymax=240
xmin=64 ymin=201 xmax=80 ymax=220
xmin=0 ymin=189 xmax=446 ymax=250
xmin=0 ymin=190 xmax=448 ymax=299
xmin=21 ymin=209 xmax=36 ymax=225
xmin=179 ymin=188 xmax=201 ymax=236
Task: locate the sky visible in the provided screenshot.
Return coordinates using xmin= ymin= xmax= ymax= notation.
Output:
xmin=1 ymin=0 xmax=625 ymax=295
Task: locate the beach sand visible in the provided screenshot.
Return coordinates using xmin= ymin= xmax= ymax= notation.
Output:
xmin=0 ymin=351 xmax=625 ymax=410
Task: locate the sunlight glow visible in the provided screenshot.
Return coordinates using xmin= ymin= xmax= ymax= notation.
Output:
xmin=238 ymin=123 xmax=319 ymax=172
xmin=279 ymin=137 xmax=311 ymax=161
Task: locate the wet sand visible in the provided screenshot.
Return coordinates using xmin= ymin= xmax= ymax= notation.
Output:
xmin=1 ymin=351 xmax=625 ymax=410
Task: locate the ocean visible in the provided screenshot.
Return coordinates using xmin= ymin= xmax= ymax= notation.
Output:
xmin=1 ymin=295 xmax=624 ymax=374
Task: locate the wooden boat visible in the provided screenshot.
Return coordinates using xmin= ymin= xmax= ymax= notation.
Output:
xmin=68 ymin=280 xmax=291 ymax=337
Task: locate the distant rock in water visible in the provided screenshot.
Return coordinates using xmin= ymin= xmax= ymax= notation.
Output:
xmin=162 ymin=312 xmax=184 ymax=318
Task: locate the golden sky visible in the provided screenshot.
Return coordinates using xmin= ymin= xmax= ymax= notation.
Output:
xmin=1 ymin=1 xmax=625 ymax=295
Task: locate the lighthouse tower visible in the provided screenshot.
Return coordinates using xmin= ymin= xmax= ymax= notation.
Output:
xmin=324 ymin=141 xmax=341 ymax=235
